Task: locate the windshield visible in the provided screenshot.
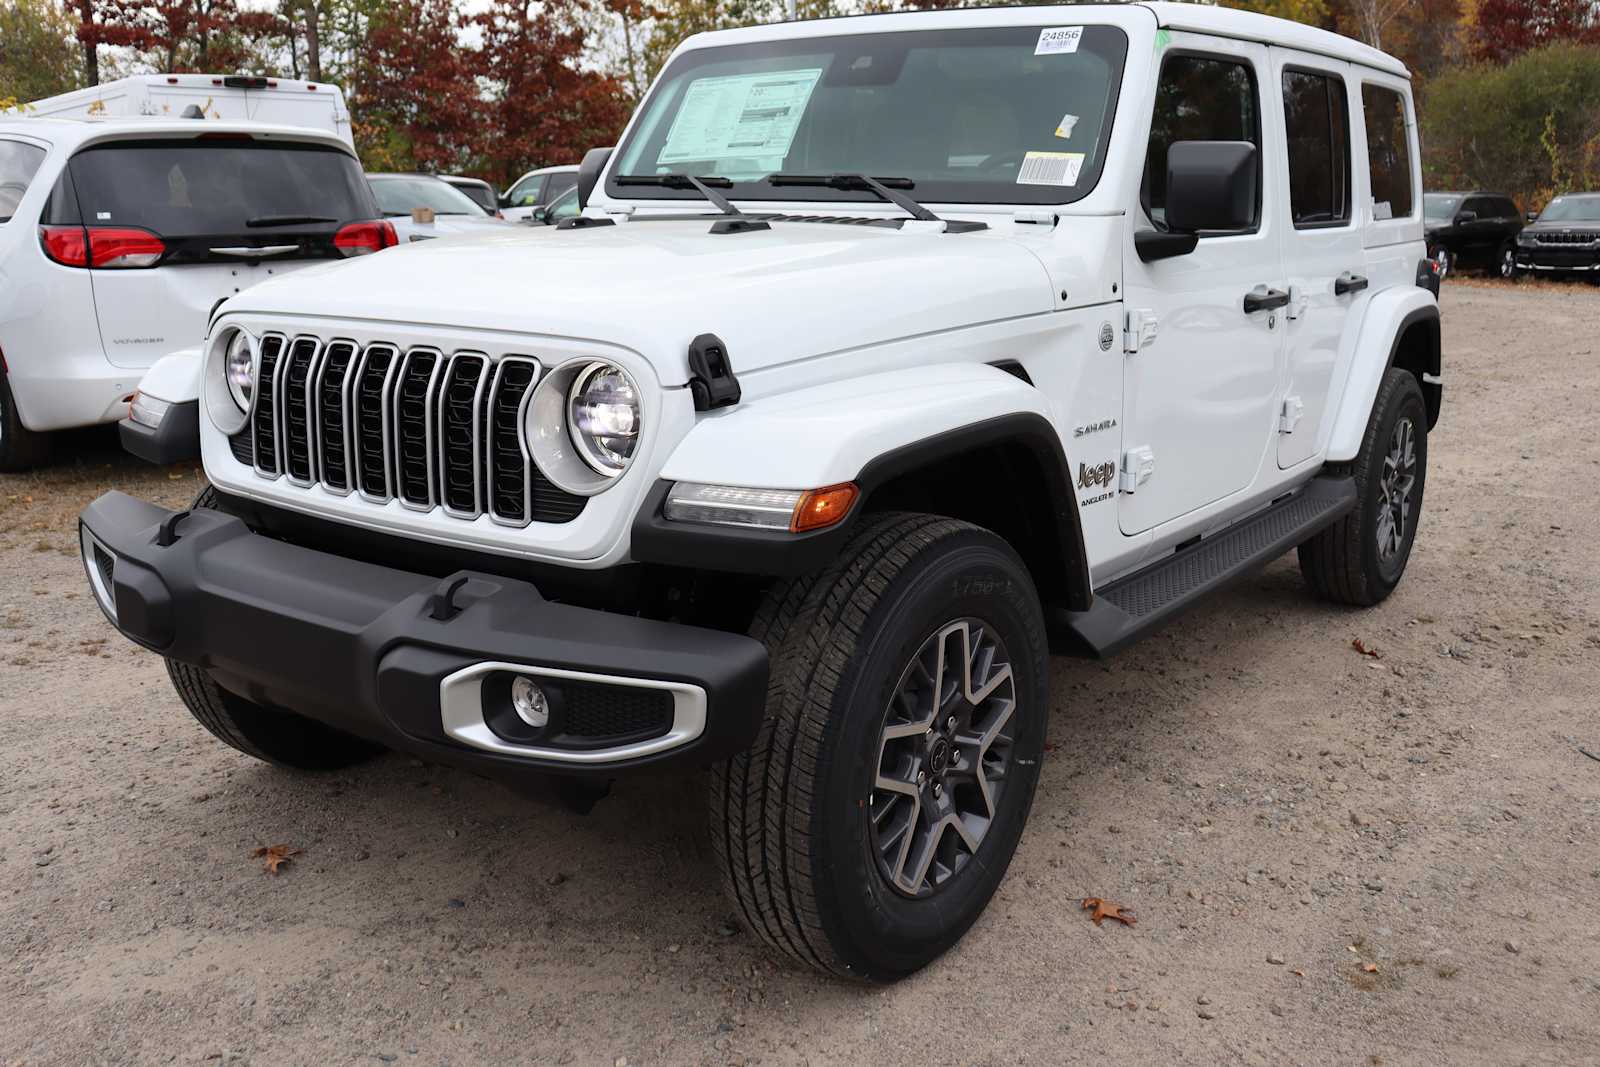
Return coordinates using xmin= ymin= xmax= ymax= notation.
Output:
xmin=66 ymin=139 xmax=374 ymax=238
xmin=1538 ymin=196 xmax=1600 ymax=223
xmin=370 ymin=176 xmax=487 ymax=216
xmin=1424 ymin=194 xmax=1460 ymax=220
xmin=610 ymin=24 xmax=1128 ymax=207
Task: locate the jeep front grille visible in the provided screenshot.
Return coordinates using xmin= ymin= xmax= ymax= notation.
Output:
xmin=1535 ymin=232 xmax=1597 ymax=245
xmin=230 ymin=334 xmax=584 ymax=525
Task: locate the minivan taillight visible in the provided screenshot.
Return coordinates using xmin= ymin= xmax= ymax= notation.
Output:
xmin=334 ymin=220 xmax=399 ymax=257
xmin=40 ymin=225 xmax=166 ymax=269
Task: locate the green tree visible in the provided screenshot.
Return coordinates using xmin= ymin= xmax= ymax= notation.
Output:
xmin=1422 ymin=43 xmax=1600 ymax=210
xmin=0 ymin=0 xmax=83 ymax=102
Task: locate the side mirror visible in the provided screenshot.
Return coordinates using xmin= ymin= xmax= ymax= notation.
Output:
xmin=1526 ymin=211 xmax=1539 ymax=223
xmin=576 ymin=146 xmax=614 ymax=211
xmin=1165 ymin=141 xmax=1257 ymax=233
xmin=1454 ymin=210 xmax=1477 ymax=224
xmin=1136 ymin=141 xmax=1256 ymax=262
xmin=531 ymin=206 xmax=550 ymax=225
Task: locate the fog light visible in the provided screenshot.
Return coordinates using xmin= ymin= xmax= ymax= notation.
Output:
xmin=128 ymin=390 xmax=171 ymax=430
xmin=510 ymin=676 xmax=550 ymax=729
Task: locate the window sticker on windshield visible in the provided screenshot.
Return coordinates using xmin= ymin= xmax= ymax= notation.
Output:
xmin=1016 ymin=151 xmax=1084 ymax=187
xmin=657 ymin=69 xmax=823 ymax=166
xmin=1035 ymin=27 xmax=1083 ymax=56
xmin=1055 ymin=113 xmax=1079 ymax=140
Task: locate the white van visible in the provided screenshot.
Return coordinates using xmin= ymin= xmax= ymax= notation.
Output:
xmin=23 ymin=74 xmax=353 ymax=149
xmin=0 ymin=117 xmax=391 ymax=469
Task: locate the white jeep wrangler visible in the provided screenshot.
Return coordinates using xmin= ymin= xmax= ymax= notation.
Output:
xmin=80 ymin=2 xmax=1441 ymax=980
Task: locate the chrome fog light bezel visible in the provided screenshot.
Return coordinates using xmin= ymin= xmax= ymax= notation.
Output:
xmin=203 ymin=326 xmax=259 ymax=436
xmin=80 ymin=524 xmax=118 ymax=624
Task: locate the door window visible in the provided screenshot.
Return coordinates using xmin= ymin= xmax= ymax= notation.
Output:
xmin=545 ymin=171 xmax=577 ymax=200
xmin=0 ymin=139 xmax=47 ymax=224
xmin=506 ymin=174 xmax=545 ymax=207
xmin=1143 ymin=54 xmax=1260 ymax=232
xmin=1360 ymin=84 xmax=1412 ymax=220
xmin=1281 ymin=69 xmax=1349 ymax=228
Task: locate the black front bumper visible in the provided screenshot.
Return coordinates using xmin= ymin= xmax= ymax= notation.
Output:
xmin=79 ymin=492 xmax=769 ymax=778
xmin=1514 ymin=246 xmax=1600 ymax=273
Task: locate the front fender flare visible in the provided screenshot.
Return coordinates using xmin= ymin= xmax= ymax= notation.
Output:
xmin=1327 ymin=289 xmax=1440 ymax=462
xmin=632 ymin=364 xmax=1088 ymax=605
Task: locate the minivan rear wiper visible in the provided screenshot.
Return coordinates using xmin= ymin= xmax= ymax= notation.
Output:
xmin=246 ymin=214 xmax=337 ymax=228
xmin=767 ymin=174 xmax=941 ymax=223
xmin=615 ymin=173 xmax=770 ymax=233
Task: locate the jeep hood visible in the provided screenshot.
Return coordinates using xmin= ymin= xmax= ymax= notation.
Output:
xmin=225 ymin=219 xmax=1057 ymax=385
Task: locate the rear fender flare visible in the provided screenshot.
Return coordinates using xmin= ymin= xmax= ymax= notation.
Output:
xmin=1327 ymin=290 xmax=1440 ymax=462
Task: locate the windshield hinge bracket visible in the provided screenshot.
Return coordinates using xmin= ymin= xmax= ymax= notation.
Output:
xmin=709 ymin=217 xmax=771 ymax=235
xmin=687 ymin=334 xmax=741 ymax=412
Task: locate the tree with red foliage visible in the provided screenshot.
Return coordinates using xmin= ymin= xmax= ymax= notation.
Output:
xmin=77 ymin=0 xmax=284 ymax=74
xmin=470 ymin=0 xmax=632 ymax=185
xmin=1470 ymin=0 xmax=1600 ymax=64
xmin=349 ymin=0 xmax=479 ymax=172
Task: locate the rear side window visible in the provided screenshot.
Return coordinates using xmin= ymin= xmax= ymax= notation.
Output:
xmin=1144 ymin=54 xmax=1260 ymax=231
xmin=66 ymin=139 xmax=377 ymax=238
xmin=1361 ymin=84 xmax=1413 ymax=220
xmin=0 ymin=140 xmax=47 ymax=224
xmin=545 ymin=171 xmax=577 ymax=200
xmin=1282 ymin=69 xmax=1350 ymax=228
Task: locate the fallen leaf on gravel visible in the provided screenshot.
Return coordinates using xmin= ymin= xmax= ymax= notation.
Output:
xmin=1292 ymin=969 xmax=1305 ymax=977
xmin=1082 ymin=897 xmax=1136 ymax=927
xmin=252 ymin=844 xmax=303 ymax=874
xmin=1352 ymin=638 xmax=1381 ymax=659
xmin=1362 ymin=963 xmax=1379 ymax=973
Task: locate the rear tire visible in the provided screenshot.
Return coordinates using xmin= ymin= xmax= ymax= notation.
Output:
xmin=711 ymin=513 xmax=1049 ymax=980
xmin=166 ymin=486 xmax=383 ymax=770
xmin=1298 ymin=368 xmax=1428 ymax=606
xmin=0 ymin=373 xmax=51 ymax=472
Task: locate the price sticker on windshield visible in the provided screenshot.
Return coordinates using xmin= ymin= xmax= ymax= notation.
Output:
xmin=1016 ymin=151 xmax=1085 ymax=187
xmin=1035 ymin=27 xmax=1083 ymax=55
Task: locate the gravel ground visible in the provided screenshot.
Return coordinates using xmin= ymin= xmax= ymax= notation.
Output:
xmin=2 ymin=281 xmax=1598 ymax=1066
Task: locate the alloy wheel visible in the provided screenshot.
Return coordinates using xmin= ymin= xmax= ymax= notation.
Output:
xmin=1375 ymin=416 xmax=1418 ymax=562
xmin=869 ymin=618 xmax=1017 ymax=898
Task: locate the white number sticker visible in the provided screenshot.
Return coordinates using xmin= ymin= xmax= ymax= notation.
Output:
xmin=1035 ymin=27 xmax=1083 ymax=56
xmin=1016 ymin=151 xmax=1085 ymax=187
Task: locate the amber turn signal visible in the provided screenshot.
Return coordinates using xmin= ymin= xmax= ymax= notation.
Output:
xmin=791 ymin=482 xmax=859 ymax=533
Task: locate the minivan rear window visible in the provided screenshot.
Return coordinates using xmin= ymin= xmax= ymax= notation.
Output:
xmin=66 ymin=139 xmax=375 ymax=239
xmin=0 ymin=140 xmax=47 ymax=223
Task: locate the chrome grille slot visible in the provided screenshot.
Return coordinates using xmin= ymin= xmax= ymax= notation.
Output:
xmin=227 ymin=333 xmax=586 ymax=527
xmin=438 ymin=354 xmax=488 ymax=517
xmin=353 ymin=344 xmax=399 ymax=500
xmin=281 ymin=337 xmax=322 ymax=485
xmin=250 ymin=334 xmax=285 ymax=477
xmin=486 ymin=357 xmax=538 ymax=525
xmin=393 ymin=349 xmax=444 ymax=510
xmin=314 ymin=341 xmax=358 ymax=494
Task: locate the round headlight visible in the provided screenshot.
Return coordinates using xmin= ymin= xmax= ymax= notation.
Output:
xmin=567 ymin=362 xmax=640 ymax=477
xmin=225 ymin=330 xmax=256 ymax=412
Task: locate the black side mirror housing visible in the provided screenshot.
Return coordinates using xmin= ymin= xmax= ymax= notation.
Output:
xmin=576 ymin=146 xmax=614 ymax=211
xmin=1164 ymin=140 xmax=1257 ymax=233
xmin=532 ymin=206 xmax=550 ymax=225
xmin=1454 ymin=210 xmax=1477 ymax=224
xmin=1526 ymin=211 xmax=1539 ymax=223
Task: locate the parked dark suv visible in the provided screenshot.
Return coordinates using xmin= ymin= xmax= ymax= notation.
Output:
xmin=1514 ymin=193 xmax=1600 ymax=280
xmin=1424 ymin=191 xmax=1522 ymax=279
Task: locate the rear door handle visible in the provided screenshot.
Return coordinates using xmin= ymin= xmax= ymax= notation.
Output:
xmin=1335 ymin=271 xmax=1370 ymax=295
xmin=1242 ymin=286 xmax=1290 ymax=313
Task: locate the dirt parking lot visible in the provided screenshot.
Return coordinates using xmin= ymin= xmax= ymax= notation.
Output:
xmin=2 ymin=282 xmax=1598 ymax=1066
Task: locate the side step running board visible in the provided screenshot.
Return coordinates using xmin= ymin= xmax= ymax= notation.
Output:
xmin=1054 ymin=475 xmax=1357 ymax=658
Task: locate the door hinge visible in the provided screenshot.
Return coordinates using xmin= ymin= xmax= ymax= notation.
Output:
xmin=1286 ymin=285 xmax=1308 ymax=321
xmin=1120 ymin=446 xmax=1155 ymax=493
xmin=1279 ymin=395 xmax=1304 ymax=434
xmin=1124 ymin=308 xmax=1159 ymax=354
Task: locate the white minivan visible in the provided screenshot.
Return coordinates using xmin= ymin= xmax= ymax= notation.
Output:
xmin=0 ymin=117 xmax=392 ymax=469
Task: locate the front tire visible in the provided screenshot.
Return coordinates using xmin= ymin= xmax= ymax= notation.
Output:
xmin=0 ymin=373 xmax=51 ymax=472
xmin=1298 ymin=367 xmax=1428 ymax=606
xmin=712 ymin=513 xmax=1049 ymax=980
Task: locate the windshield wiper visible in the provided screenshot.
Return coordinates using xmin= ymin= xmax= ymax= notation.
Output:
xmin=246 ymin=214 xmax=336 ymax=228
xmin=767 ymin=173 xmax=941 ymax=223
xmin=615 ymin=173 xmax=770 ymax=233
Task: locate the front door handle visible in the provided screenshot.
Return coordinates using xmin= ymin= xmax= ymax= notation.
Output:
xmin=1335 ymin=271 xmax=1370 ymax=295
xmin=1243 ymin=286 xmax=1291 ymax=313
